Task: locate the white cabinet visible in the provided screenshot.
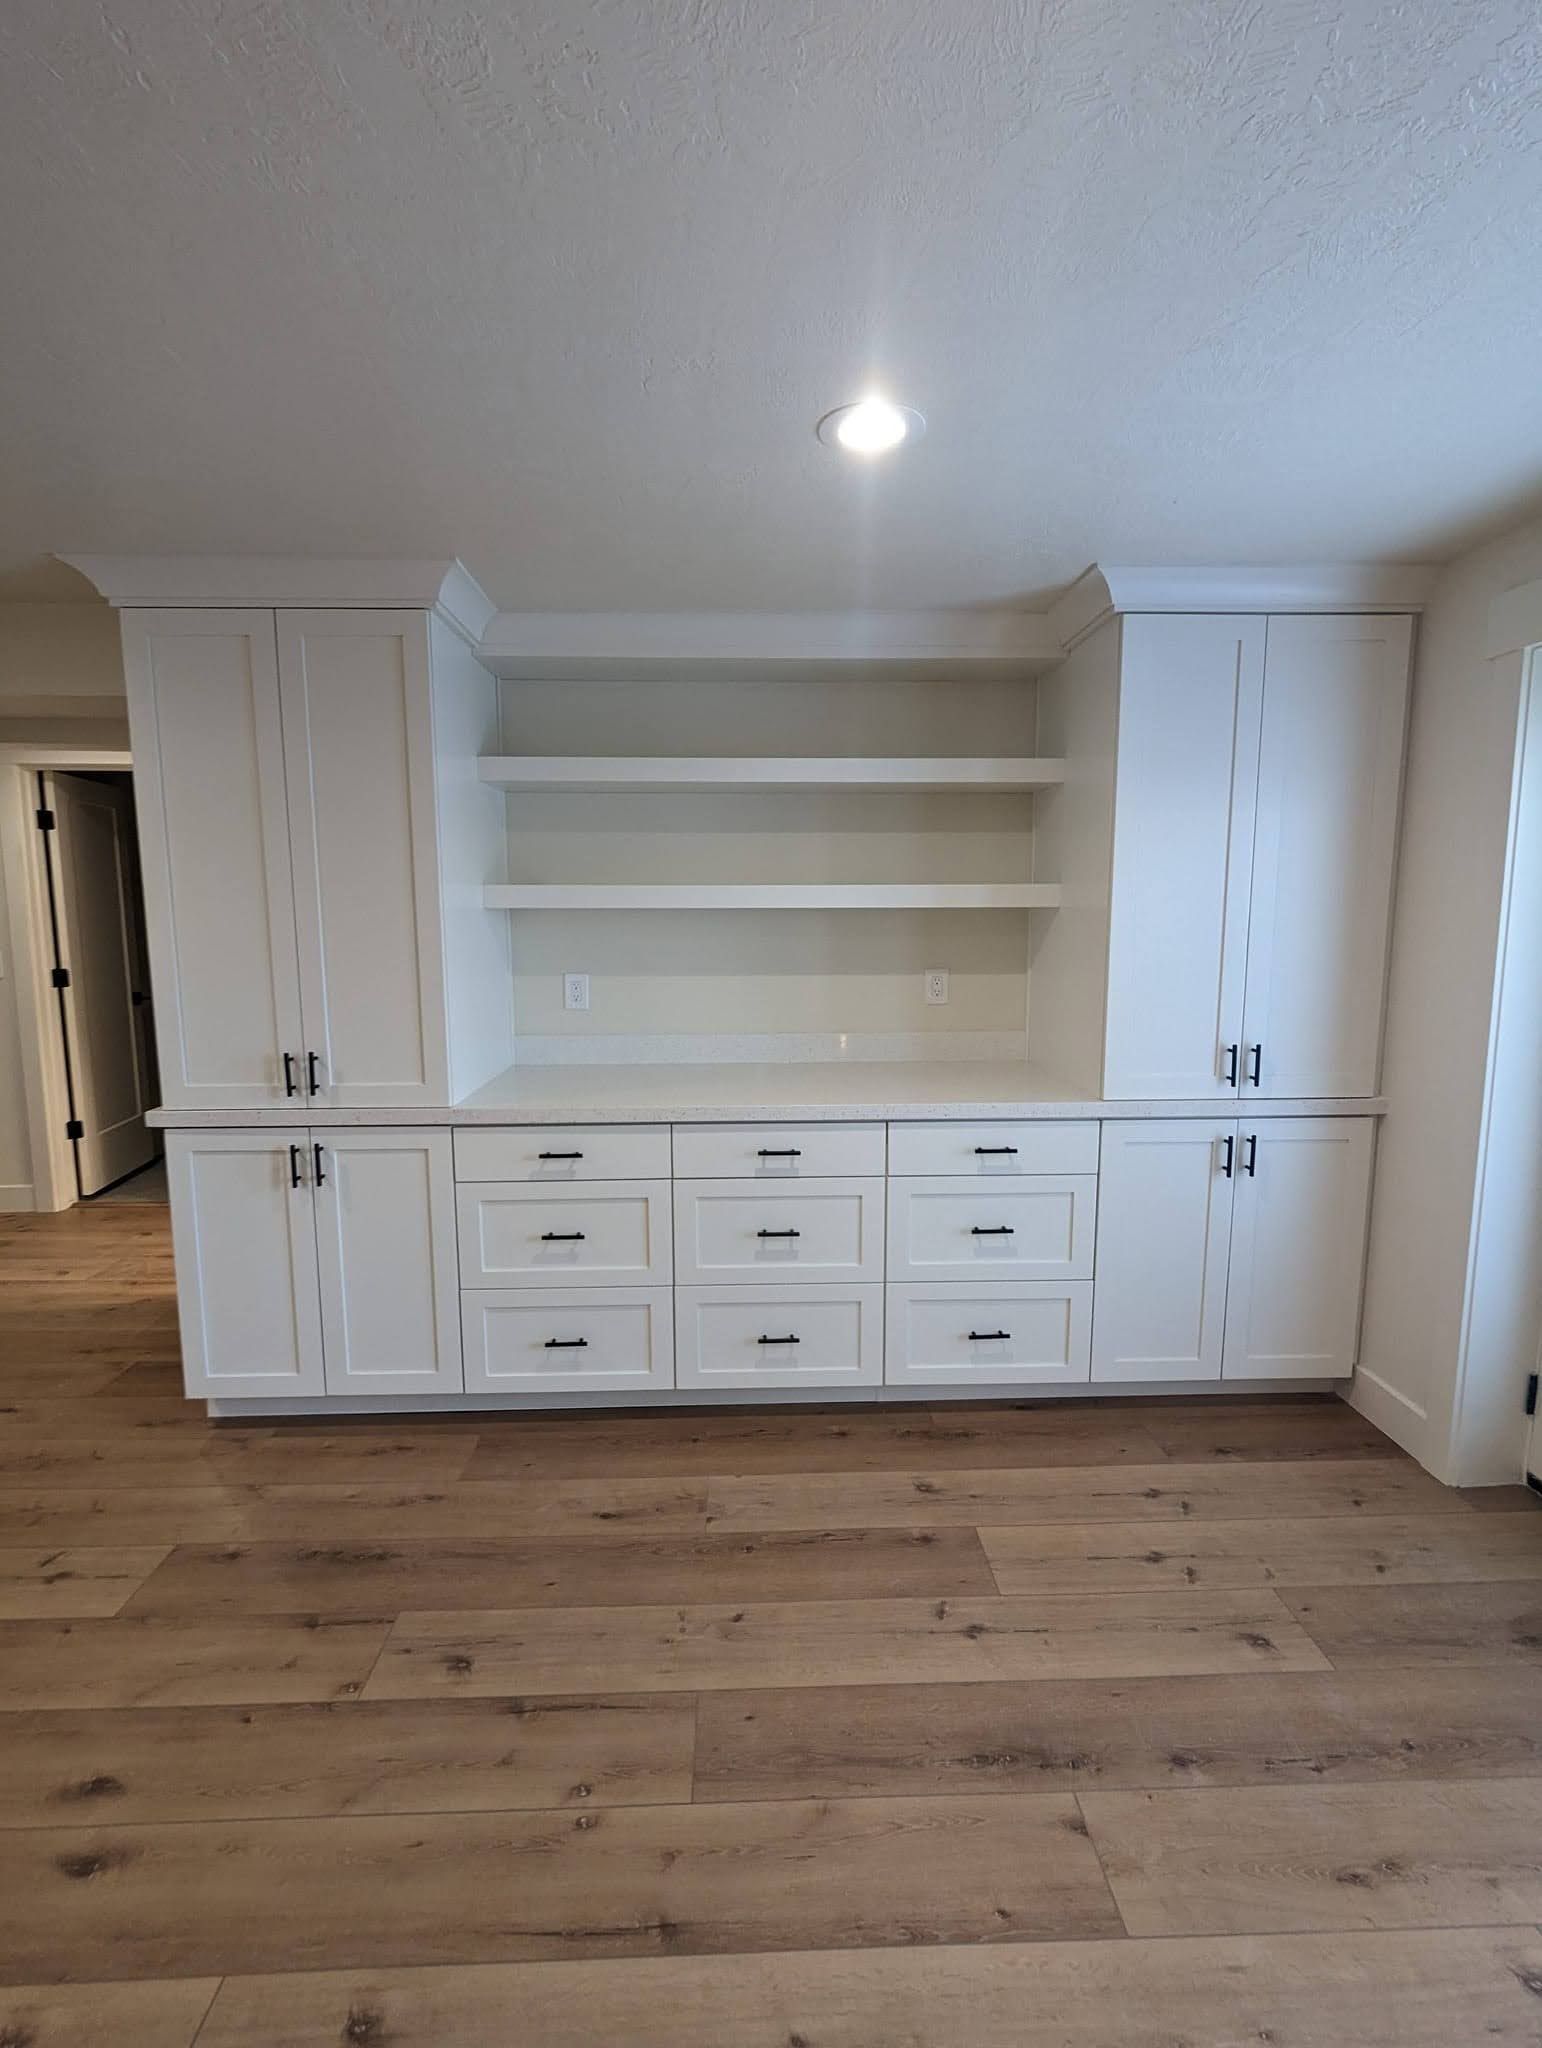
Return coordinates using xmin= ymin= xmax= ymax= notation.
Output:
xmin=676 ymin=1284 xmax=882 ymax=1390
xmin=167 ymin=1128 xmax=462 ymax=1401
xmin=1103 ymin=613 xmax=1411 ymax=1101
xmin=886 ymin=1175 xmax=1096 ymax=1282
xmin=462 ymin=1288 xmax=674 ymax=1395
xmin=122 ymin=613 xmax=304 ymax=1109
xmin=886 ymin=1282 xmax=1092 ymax=1389
xmin=166 ymin=1129 xmax=324 ymax=1399
xmin=1222 ymin=1117 xmax=1375 ymax=1380
xmin=674 ymin=1178 xmax=885 ymax=1285
xmin=1091 ymin=1121 xmax=1235 ymax=1383
xmin=313 ymin=1130 xmax=461 ymax=1396
xmin=1092 ymin=1116 xmax=1374 ymax=1384
xmin=125 ymin=605 xmax=489 ymax=1111
xmin=456 ymin=1180 xmax=673 ymax=1288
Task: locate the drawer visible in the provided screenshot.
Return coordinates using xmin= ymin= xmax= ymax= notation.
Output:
xmin=672 ymin=1122 xmax=885 ymax=1179
xmin=885 ymin=1282 xmax=1092 ymax=1388
xmin=675 ymin=1284 xmax=883 ymax=1391
xmin=453 ymin=1126 xmax=670 ymax=1183
xmin=456 ymin=1180 xmax=672 ymax=1287
xmin=462 ymin=1288 xmax=674 ymax=1393
xmin=886 ymin=1120 xmax=1100 ymax=1177
xmin=673 ymin=1178 xmax=885 ymax=1285
xmin=887 ymin=1175 xmax=1096 ymax=1282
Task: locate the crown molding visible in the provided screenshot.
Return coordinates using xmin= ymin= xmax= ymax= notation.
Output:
xmin=59 ymin=557 xmax=496 ymax=643
xmin=1048 ymin=563 xmax=1438 ymax=650
xmin=476 ymin=608 xmax=1060 ymax=680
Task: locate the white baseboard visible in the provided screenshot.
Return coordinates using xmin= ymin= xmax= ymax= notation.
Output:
xmin=0 ymin=1183 xmax=35 ymax=1212
xmin=1348 ymin=1363 xmax=1431 ymax=1463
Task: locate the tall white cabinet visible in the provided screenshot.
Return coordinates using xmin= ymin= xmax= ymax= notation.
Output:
xmin=119 ymin=574 xmax=509 ymax=1111
xmin=1100 ymin=612 xmax=1412 ymax=1101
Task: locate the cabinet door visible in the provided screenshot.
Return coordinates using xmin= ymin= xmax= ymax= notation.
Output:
xmin=166 ymin=1130 xmax=324 ymax=1400
xmin=1241 ymin=616 xmax=1412 ymax=1098
xmin=122 ymin=611 xmax=303 ymax=1108
xmin=1223 ymin=1117 xmax=1374 ymax=1380
xmin=1091 ymin=1120 xmax=1236 ymax=1383
xmin=1103 ymin=616 xmax=1265 ymax=1098
xmin=276 ymin=612 xmax=448 ymax=1107
xmin=313 ymin=1129 xmax=462 ymax=1396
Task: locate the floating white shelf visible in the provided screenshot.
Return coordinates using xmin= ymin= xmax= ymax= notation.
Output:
xmin=478 ymin=756 xmax=1066 ymax=792
xmin=485 ymin=882 xmax=1062 ymax=911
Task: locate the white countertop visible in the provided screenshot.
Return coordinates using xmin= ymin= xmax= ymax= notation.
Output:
xmin=147 ymin=1060 xmax=1388 ymax=1127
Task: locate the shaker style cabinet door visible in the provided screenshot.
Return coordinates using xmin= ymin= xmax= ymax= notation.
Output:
xmin=1091 ymin=1119 xmax=1237 ymax=1383
xmin=1239 ymin=615 xmax=1412 ymax=1100
xmin=1102 ymin=615 xmax=1266 ymax=1099
xmin=312 ymin=1128 xmax=463 ymax=1396
xmin=121 ymin=610 xmax=304 ymax=1109
xmin=276 ymin=611 xmax=450 ymax=1107
xmin=1222 ymin=1117 xmax=1375 ymax=1380
xmin=166 ymin=1130 xmax=324 ymax=1400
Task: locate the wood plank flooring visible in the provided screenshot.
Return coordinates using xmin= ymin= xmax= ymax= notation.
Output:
xmin=2 ymin=1197 xmax=1541 ymax=2047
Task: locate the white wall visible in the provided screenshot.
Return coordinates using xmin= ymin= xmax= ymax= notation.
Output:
xmin=0 ymin=603 xmax=128 ymax=1205
xmin=1355 ymin=511 xmax=1542 ymax=1483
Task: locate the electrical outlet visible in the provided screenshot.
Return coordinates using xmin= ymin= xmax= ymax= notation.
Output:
xmin=563 ymin=972 xmax=590 ymax=1013
xmin=924 ymin=968 xmax=949 ymax=1005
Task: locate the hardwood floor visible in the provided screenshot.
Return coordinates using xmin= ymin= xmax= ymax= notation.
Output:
xmin=1 ymin=1199 xmax=1540 ymax=2045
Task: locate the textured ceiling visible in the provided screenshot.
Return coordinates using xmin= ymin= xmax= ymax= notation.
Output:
xmin=3 ymin=1 xmax=1541 ymax=610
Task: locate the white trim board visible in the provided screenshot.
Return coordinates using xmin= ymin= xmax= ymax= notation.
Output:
xmin=1048 ymin=564 xmax=1436 ymax=651
xmin=60 ymin=557 xmax=496 ymax=644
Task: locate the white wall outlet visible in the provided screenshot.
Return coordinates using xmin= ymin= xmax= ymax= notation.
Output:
xmin=924 ymin=967 xmax=949 ymax=1005
xmin=563 ymin=972 xmax=590 ymax=1013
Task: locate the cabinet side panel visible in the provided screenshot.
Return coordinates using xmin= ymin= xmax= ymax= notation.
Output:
xmin=430 ymin=614 xmax=514 ymax=1099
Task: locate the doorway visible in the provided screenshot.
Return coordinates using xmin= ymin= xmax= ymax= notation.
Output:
xmin=36 ymin=769 xmax=160 ymax=1199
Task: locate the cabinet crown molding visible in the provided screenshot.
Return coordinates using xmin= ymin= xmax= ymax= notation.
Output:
xmin=59 ymin=556 xmax=496 ymax=643
xmin=1048 ymin=564 xmax=1436 ymax=651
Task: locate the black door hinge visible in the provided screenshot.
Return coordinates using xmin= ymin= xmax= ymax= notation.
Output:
xmin=65 ymin=1118 xmax=84 ymax=1141
xmin=1526 ymin=1373 xmax=1538 ymax=1418
xmin=35 ymin=806 xmax=55 ymax=831
xmin=50 ymin=966 xmax=70 ymax=990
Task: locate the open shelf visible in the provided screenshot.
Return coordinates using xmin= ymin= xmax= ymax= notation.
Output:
xmin=485 ymin=882 xmax=1061 ymax=911
xmin=479 ymin=756 xmax=1066 ymax=793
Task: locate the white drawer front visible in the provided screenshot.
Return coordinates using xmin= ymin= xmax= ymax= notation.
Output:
xmin=462 ymin=1288 xmax=674 ymax=1393
xmin=676 ymin=1284 xmax=883 ymax=1390
xmin=887 ymin=1175 xmax=1096 ymax=1282
xmin=885 ymin=1282 xmax=1092 ymax=1388
xmin=674 ymin=1178 xmax=885 ymax=1285
xmin=672 ymin=1122 xmax=885 ymax=1180
xmin=886 ymin=1121 xmax=1100 ymax=1177
xmin=457 ymin=1180 xmax=672 ymax=1287
xmin=453 ymin=1126 xmax=670 ymax=1183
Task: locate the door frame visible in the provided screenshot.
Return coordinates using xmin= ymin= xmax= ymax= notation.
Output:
xmin=0 ymin=744 xmax=133 ymax=1211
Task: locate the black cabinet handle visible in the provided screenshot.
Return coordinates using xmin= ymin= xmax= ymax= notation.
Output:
xmin=283 ymin=1052 xmax=298 ymax=1098
xmin=968 ymin=1329 xmax=1012 ymax=1341
xmin=538 ymin=1150 xmax=583 ymax=1160
xmin=544 ymin=1337 xmax=589 ymax=1349
xmin=970 ymin=1225 xmax=1015 ymax=1236
xmin=1224 ymin=1043 xmax=1239 ymax=1088
xmin=1247 ymin=1043 xmax=1263 ymax=1088
xmin=757 ymin=1148 xmax=803 ymax=1158
xmin=541 ymin=1230 xmax=586 ymax=1242
xmin=1243 ymin=1133 xmax=1258 ymax=1177
xmin=306 ymin=1050 xmax=321 ymax=1095
xmin=974 ymin=1145 xmax=1019 ymax=1155
xmin=757 ymin=1333 xmax=801 ymax=1345
xmin=312 ymin=1142 xmax=326 ymax=1186
xmin=1219 ymin=1133 xmax=1235 ymax=1179
xmin=756 ymin=1228 xmax=801 ymax=1239
xmin=288 ymin=1143 xmax=303 ymax=1189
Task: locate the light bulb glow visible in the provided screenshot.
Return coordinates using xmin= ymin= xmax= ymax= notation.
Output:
xmin=833 ymin=396 xmax=910 ymax=455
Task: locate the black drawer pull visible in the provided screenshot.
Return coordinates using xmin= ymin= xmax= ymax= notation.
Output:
xmin=756 ymin=1228 xmax=801 ymax=1239
xmin=306 ymin=1050 xmax=321 ymax=1095
xmin=544 ymin=1337 xmax=589 ymax=1349
xmin=757 ymin=1333 xmax=801 ymax=1345
xmin=541 ymin=1230 xmax=586 ymax=1242
xmin=312 ymin=1142 xmax=326 ymax=1186
xmin=1224 ymin=1042 xmax=1240 ymax=1087
xmin=1247 ymin=1043 xmax=1263 ymax=1088
xmin=538 ymin=1150 xmax=584 ymax=1160
xmin=283 ymin=1052 xmax=299 ymax=1098
xmin=974 ymin=1145 xmax=1019 ymax=1155
xmin=288 ymin=1143 xmax=303 ymax=1189
xmin=1243 ymin=1133 xmax=1258 ymax=1178
xmin=970 ymin=1225 xmax=1015 ymax=1236
xmin=968 ymin=1329 xmax=1012 ymax=1341
xmin=757 ymin=1148 xmax=803 ymax=1158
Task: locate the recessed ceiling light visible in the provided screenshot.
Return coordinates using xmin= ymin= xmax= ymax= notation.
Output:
xmin=816 ymin=395 xmax=925 ymax=456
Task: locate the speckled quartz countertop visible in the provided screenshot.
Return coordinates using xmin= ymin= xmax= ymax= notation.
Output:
xmin=147 ymin=1060 xmax=1387 ymax=1127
